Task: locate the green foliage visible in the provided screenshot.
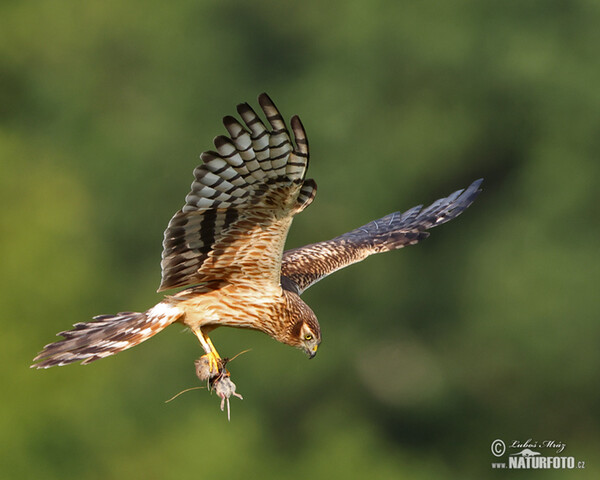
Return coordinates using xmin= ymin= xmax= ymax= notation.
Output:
xmin=2 ymin=0 xmax=599 ymax=478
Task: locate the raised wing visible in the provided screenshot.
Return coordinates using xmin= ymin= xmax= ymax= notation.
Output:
xmin=281 ymin=178 xmax=483 ymax=294
xmin=159 ymin=94 xmax=316 ymax=291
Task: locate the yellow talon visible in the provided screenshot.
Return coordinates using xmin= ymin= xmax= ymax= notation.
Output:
xmin=192 ymin=327 xmax=223 ymax=375
xmin=202 ymin=351 xmax=221 ymax=374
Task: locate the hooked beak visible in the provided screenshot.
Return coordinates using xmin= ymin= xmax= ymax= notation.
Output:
xmin=306 ymin=344 xmax=318 ymax=359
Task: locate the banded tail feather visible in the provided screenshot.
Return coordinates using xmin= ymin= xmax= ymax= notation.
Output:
xmin=31 ymin=303 xmax=182 ymax=368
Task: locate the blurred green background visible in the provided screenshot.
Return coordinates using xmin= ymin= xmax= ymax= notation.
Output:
xmin=2 ymin=0 xmax=599 ymax=478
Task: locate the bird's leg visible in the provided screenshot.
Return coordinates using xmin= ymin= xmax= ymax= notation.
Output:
xmin=192 ymin=327 xmax=223 ymax=376
xmin=191 ymin=327 xmax=243 ymax=419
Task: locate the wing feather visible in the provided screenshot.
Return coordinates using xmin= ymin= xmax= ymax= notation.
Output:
xmin=281 ymin=179 xmax=483 ymax=293
xmin=159 ymin=94 xmax=315 ymax=292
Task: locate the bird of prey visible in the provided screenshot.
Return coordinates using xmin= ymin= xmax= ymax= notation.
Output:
xmin=33 ymin=94 xmax=482 ymax=405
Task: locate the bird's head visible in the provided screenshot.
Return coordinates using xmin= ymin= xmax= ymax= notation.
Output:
xmin=294 ymin=315 xmax=321 ymax=359
xmin=281 ymin=290 xmax=321 ymax=358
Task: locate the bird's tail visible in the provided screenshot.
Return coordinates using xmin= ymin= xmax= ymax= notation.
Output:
xmin=31 ymin=302 xmax=183 ymax=368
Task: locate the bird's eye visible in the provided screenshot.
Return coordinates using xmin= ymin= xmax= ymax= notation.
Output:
xmin=304 ymin=334 xmax=313 ymax=341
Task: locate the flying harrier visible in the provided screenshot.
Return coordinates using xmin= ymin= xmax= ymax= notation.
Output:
xmin=33 ymin=94 xmax=482 ymax=400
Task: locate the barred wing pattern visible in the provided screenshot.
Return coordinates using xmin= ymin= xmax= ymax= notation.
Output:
xmin=281 ymin=178 xmax=483 ymax=294
xmin=160 ymin=94 xmax=315 ymax=291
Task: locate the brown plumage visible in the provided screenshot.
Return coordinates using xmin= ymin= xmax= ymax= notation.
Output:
xmin=32 ymin=94 xmax=482 ymax=386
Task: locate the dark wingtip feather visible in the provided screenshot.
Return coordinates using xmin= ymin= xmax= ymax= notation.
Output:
xmin=449 ymin=178 xmax=483 ymax=216
xmin=257 ymin=92 xmax=271 ymax=105
xmin=290 ymin=115 xmax=309 ymax=159
xmin=258 ymin=93 xmax=288 ymax=133
xmin=462 ymin=178 xmax=483 ymax=202
xmin=235 ymin=101 xmax=254 ymax=118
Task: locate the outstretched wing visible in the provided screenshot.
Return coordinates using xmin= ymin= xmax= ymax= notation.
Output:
xmin=159 ymin=94 xmax=316 ymax=291
xmin=281 ymin=178 xmax=482 ymax=294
